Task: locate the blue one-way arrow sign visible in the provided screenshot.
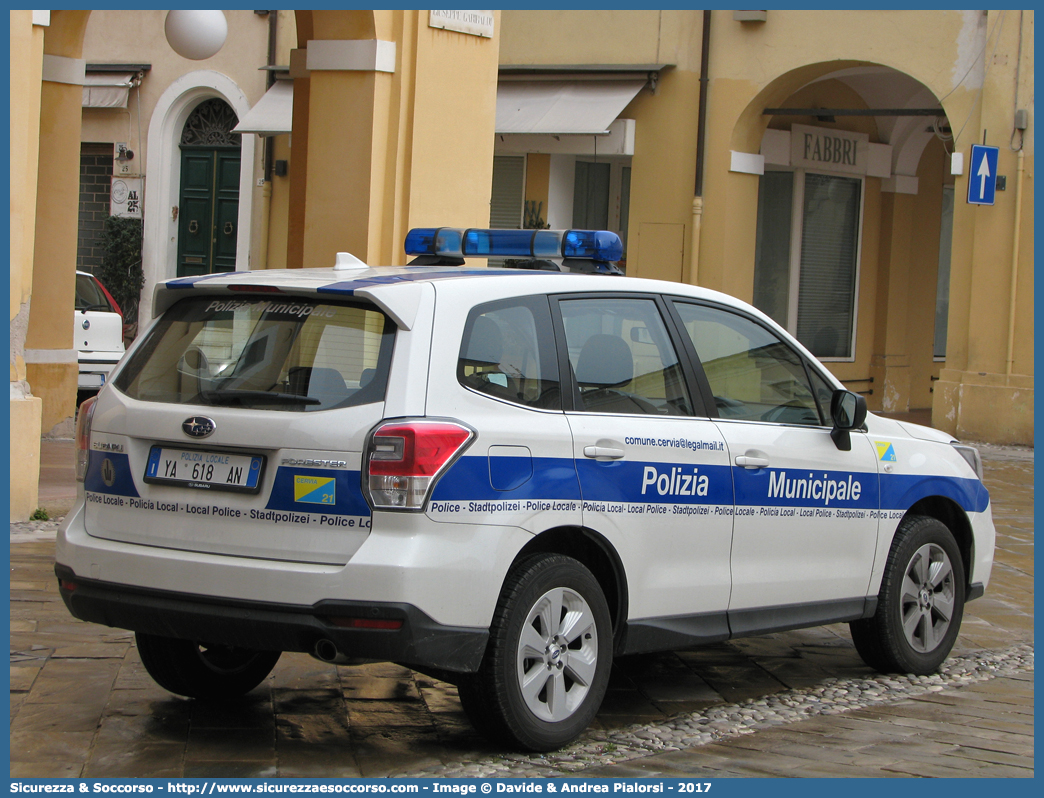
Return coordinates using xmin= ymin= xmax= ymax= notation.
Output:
xmin=968 ymin=144 xmax=999 ymax=205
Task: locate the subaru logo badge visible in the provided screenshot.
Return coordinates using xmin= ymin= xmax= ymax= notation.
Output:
xmin=183 ymin=416 xmax=216 ymax=438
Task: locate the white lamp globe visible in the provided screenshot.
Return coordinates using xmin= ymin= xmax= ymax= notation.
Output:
xmin=164 ymin=10 xmax=228 ymax=60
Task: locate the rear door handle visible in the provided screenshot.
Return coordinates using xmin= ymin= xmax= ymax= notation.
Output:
xmin=584 ymin=446 xmax=625 ymax=460
xmin=735 ymin=455 xmax=769 ymax=468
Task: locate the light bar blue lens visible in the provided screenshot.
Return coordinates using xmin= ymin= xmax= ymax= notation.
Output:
xmin=563 ymin=230 xmax=624 ymax=262
xmin=463 ymin=229 xmax=534 ymax=257
xmin=404 ymin=228 xmax=465 ymax=258
xmin=404 ymin=228 xmax=438 ymax=256
xmin=404 ymin=228 xmax=623 ymax=261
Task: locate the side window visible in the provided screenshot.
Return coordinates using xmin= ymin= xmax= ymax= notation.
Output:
xmin=673 ymin=301 xmax=824 ymax=426
xmin=558 ymin=297 xmax=692 ymax=416
xmin=807 ymin=367 xmax=837 ymax=425
xmin=457 ymin=296 xmax=561 ymax=410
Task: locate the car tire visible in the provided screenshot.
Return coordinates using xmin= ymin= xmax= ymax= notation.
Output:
xmin=850 ymin=515 xmax=965 ymax=674
xmin=135 ymin=632 xmax=281 ymax=700
xmin=461 ymin=554 xmax=612 ymax=751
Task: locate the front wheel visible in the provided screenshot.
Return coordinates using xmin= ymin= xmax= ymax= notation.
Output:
xmin=135 ymin=632 xmax=281 ymax=700
xmin=462 ymin=554 xmax=613 ymax=751
xmin=850 ymin=515 xmax=965 ymax=674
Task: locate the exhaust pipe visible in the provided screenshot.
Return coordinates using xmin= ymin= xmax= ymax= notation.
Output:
xmin=313 ymin=638 xmax=343 ymax=663
xmin=310 ymin=638 xmax=379 ymax=666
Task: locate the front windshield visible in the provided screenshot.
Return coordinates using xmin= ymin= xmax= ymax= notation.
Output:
xmin=113 ymin=295 xmax=394 ymax=411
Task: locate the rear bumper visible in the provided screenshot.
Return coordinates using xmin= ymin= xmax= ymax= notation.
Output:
xmin=78 ymin=355 xmax=121 ymax=389
xmin=55 ymin=564 xmax=488 ymax=674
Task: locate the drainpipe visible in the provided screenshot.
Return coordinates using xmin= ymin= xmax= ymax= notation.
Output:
xmin=264 ymin=10 xmax=277 ymax=180
xmin=688 ymin=10 xmax=712 ymax=285
xmin=257 ymin=10 xmax=278 ymax=270
xmin=1004 ymin=148 xmax=1024 ymax=380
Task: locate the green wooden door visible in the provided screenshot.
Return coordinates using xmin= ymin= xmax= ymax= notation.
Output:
xmin=177 ymin=148 xmax=240 ymax=277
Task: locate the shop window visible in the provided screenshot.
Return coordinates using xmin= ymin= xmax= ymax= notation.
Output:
xmin=753 ymin=171 xmax=793 ymax=328
xmin=753 ymin=170 xmax=863 ymax=360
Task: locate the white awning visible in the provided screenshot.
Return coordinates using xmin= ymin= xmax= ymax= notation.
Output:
xmin=82 ymin=72 xmax=135 ymax=109
xmin=233 ymin=81 xmax=294 ymax=136
xmin=495 ymin=80 xmax=645 ymax=135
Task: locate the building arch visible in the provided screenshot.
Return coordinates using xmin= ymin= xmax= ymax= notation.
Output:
xmin=732 ymin=61 xmax=950 ymax=183
xmin=140 ymin=71 xmax=256 ymax=326
xmin=721 ymin=59 xmax=960 ymax=416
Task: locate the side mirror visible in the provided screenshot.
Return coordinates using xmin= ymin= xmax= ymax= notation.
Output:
xmin=829 ymin=389 xmax=867 ymax=451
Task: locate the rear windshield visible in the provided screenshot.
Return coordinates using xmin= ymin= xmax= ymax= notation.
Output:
xmin=113 ymin=295 xmax=394 ymax=411
xmin=76 ymin=274 xmax=115 ymax=313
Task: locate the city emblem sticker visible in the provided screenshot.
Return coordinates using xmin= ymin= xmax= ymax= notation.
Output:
xmin=101 ymin=458 xmax=116 ymax=487
xmin=294 ymin=475 xmax=336 ymax=505
xmin=875 ymin=442 xmax=897 ymax=462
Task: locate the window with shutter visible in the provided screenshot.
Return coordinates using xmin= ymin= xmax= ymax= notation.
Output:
xmin=490 ymin=155 xmax=525 ymax=229
xmin=752 ymin=170 xmax=863 ymax=360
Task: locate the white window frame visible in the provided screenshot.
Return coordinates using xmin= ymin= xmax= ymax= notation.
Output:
xmin=785 ymin=167 xmax=865 ymax=363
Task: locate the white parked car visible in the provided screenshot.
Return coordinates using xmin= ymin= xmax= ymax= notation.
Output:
xmin=75 ymin=270 xmax=125 ymax=391
xmin=57 ymin=229 xmax=994 ymax=751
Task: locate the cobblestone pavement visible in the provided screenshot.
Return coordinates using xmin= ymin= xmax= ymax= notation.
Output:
xmin=10 ymin=444 xmax=1033 ymax=778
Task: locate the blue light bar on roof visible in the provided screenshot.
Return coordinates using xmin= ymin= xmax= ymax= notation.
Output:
xmin=404 ymin=228 xmax=623 ymax=263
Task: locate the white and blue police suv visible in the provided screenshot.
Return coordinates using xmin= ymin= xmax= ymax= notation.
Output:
xmin=57 ymin=228 xmax=995 ymax=751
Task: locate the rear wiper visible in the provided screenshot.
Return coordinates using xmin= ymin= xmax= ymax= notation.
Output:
xmin=199 ymin=389 xmax=321 ymax=406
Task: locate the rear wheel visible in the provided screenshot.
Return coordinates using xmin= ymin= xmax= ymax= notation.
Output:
xmin=850 ymin=515 xmax=965 ymax=674
xmin=461 ymin=554 xmax=612 ymax=751
xmin=135 ymin=632 xmax=280 ymax=699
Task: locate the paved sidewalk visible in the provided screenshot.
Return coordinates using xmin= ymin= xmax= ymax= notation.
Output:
xmin=579 ymin=673 xmax=1034 ymax=778
xmin=10 ymin=443 xmax=1033 ymax=778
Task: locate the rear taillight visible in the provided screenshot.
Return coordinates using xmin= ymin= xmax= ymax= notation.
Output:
xmin=364 ymin=420 xmax=473 ymax=510
xmin=325 ymin=616 xmax=403 ymax=630
xmin=75 ymin=395 xmax=98 ymax=482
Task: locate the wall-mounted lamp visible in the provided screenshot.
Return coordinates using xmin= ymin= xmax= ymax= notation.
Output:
xmin=165 ymin=10 xmax=228 ymax=60
xmin=116 ymin=143 xmax=134 ymax=161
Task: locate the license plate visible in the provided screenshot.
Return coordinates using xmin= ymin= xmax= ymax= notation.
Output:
xmin=144 ymin=447 xmax=265 ymax=493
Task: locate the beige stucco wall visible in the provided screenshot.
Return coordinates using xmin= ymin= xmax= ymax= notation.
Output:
xmin=501 ymin=9 xmax=1033 ymax=444
xmin=293 ymin=10 xmax=500 ymax=270
xmin=933 ymin=10 xmax=1033 ymax=444
xmin=28 ymin=76 xmax=83 ymax=436
xmin=80 ymin=10 xmax=280 ymax=274
xmin=10 ymin=11 xmax=45 ymax=519
xmin=26 ymin=11 xmax=90 ymax=438
xmin=406 ymin=15 xmax=500 ymax=242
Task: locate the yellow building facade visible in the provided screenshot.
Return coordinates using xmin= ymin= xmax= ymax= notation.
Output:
xmin=9 ymin=9 xmax=500 ymax=519
xmin=498 ymin=9 xmax=1033 ymax=445
xmin=8 ymin=10 xmax=1032 ymax=520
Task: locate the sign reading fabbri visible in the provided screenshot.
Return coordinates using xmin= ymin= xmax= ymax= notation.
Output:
xmin=790 ymin=124 xmax=868 ymax=176
xmin=429 ymin=10 xmax=494 ymax=38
